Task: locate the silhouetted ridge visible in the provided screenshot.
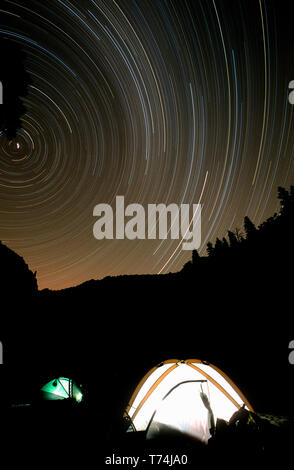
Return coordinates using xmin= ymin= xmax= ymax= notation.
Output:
xmin=0 ymin=187 xmax=293 ymax=420
xmin=181 ymin=185 xmax=294 ymax=293
xmin=0 ymin=241 xmax=38 ymax=296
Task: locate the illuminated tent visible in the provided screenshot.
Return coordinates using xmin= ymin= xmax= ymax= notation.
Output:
xmin=125 ymin=359 xmax=253 ymax=444
xmin=41 ymin=377 xmax=83 ymax=403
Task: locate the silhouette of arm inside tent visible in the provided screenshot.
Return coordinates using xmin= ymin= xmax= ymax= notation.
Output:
xmin=200 ymin=389 xmax=215 ymax=435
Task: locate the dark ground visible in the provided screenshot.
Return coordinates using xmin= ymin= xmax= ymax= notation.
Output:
xmin=1 ymin=189 xmax=293 ymax=468
xmin=1 ymin=270 xmax=293 ymax=468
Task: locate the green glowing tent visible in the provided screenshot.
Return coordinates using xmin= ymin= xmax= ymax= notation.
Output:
xmin=41 ymin=377 xmax=83 ymax=403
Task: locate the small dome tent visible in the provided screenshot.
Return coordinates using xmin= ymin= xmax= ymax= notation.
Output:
xmin=41 ymin=377 xmax=83 ymax=403
xmin=125 ymin=359 xmax=253 ymax=444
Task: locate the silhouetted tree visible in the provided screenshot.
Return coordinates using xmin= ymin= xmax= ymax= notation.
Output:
xmin=214 ymin=237 xmax=224 ymax=256
xmin=244 ymin=216 xmax=257 ymax=239
xmin=278 ymin=186 xmax=289 ymax=207
xmin=227 ymin=230 xmax=239 ymax=248
xmin=278 ymin=185 xmax=294 ymax=216
xmin=234 ymin=228 xmax=244 ymax=243
xmin=206 ymin=242 xmax=214 ymax=257
xmin=0 ymin=39 xmax=31 ymax=139
xmin=192 ymin=249 xmax=200 ymax=265
xmin=222 ymin=237 xmax=229 ymax=250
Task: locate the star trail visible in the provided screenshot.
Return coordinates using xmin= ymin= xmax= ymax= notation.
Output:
xmin=0 ymin=0 xmax=293 ymax=290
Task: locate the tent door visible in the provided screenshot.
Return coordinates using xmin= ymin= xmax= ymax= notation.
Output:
xmin=146 ymin=380 xmax=212 ymax=443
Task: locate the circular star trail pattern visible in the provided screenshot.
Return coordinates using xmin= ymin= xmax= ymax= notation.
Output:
xmin=0 ymin=0 xmax=293 ymax=290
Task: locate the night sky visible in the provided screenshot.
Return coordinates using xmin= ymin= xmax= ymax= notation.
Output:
xmin=0 ymin=0 xmax=293 ymax=290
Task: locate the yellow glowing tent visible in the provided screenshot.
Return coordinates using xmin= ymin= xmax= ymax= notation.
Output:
xmin=125 ymin=359 xmax=253 ymax=443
